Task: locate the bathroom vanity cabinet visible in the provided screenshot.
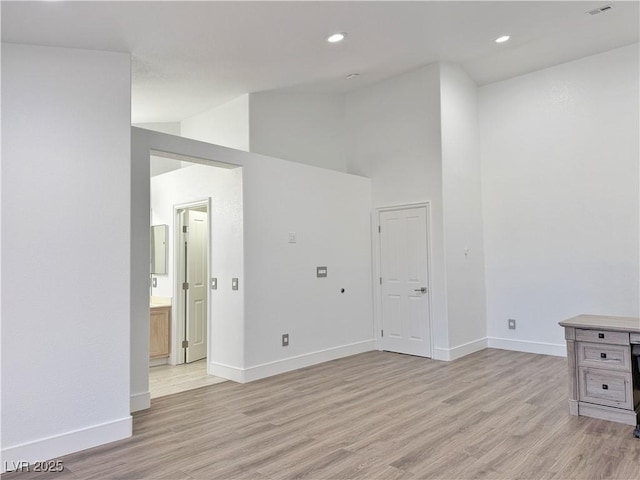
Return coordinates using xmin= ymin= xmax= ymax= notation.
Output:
xmin=150 ymin=305 xmax=171 ymax=360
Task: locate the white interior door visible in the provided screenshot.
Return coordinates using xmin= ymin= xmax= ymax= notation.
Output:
xmin=379 ymin=206 xmax=431 ymax=357
xmin=184 ymin=209 xmax=208 ymax=363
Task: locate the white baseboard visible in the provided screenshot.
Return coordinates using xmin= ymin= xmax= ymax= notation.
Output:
xmin=210 ymin=340 xmax=375 ymax=383
xmin=1 ymin=416 xmax=132 ymax=473
xmin=149 ymin=358 xmax=168 ymax=367
xmin=488 ymin=337 xmax=566 ymax=357
xmin=244 ymin=340 xmax=375 ymax=382
xmin=433 ymin=337 xmax=488 ymax=361
xmin=130 ymin=391 xmax=151 ymax=412
xmin=208 ymin=361 xmax=246 ymax=383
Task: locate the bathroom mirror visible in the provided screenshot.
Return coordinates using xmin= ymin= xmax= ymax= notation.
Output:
xmin=151 ymin=224 xmax=168 ymax=275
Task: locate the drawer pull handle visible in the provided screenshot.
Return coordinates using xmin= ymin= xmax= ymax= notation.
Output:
xmin=598 ymin=333 xmax=605 ymax=339
xmin=600 ymin=353 xmax=607 ymax=359
xmin=602 ymin=384 xmax=609 ymax=390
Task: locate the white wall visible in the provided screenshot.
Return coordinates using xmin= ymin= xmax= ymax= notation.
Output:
xmin=131 ymin=124 xmax=184 ymax=178
xmin=1 ymin=44 xmax=131 ymax=468
xmin=149 ymin=154 xmax=182 ymax=177
xmin=249 ymin=92 xmax=347 ymax=172
xmin=150 ymin=164 xmax=244 ymax=370
xmin=480 ymin=43 xmax=640 ymax=354
xmin=132 ymin=130 xmax=374 ymax=386
xmin=181 ymin=95 xmax=250 ymax=151
xmin=345 ymin=64 xmax=450 ymax=355
xmin=134 ymin=122 xmax=181 ymax=136
xmin=439 ymin=63 xmax=487 ymax=355
xmin=242 ymin=157 xmax=373 ymax=375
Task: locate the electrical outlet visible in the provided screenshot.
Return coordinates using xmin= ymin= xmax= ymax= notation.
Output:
xmin=508 ymin=318 xmax=516 ymax=330
xmin=282 ymin=333 xmax=289 ymax=347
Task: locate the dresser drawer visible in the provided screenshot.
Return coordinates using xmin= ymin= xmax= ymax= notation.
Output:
xmin=578 ymin=367 xmax=633 ymax=409
xmin=577 ymin=342 xmax=631 ymax=372
xmin=575 ymin=329 xmax=629 ymax=346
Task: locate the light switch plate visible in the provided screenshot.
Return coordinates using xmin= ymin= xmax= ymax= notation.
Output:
xmin=232 ymin=278 xmax=239 ymax=290
xmin=152 ymin=277 xmax=157 ymax=288
xmin=317 ymin=266 xmax=327 ymax=278
xmin=211 ymin=278 xmax=217 ymax=290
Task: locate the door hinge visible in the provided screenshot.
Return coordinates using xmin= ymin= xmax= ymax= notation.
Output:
xmin=182 ymin=282 xmax=189 ymax=290
xmin=379 ymin=277 xmax=382 ymax=285
xmin=182 ymin=225 xmax=189 ymax=233
xmin=381 ymin=330 xmax=384 ymax=337
xmin=182 ymin=340 xmax=189 ymax=349
xmin=378 ymin=225 xmax=381 ymax=233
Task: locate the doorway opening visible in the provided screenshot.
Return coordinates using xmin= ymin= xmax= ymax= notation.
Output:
xmin=148 ymin=155 xmax=227 ymax=398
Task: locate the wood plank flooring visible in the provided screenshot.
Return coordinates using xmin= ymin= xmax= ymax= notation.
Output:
xmin=149 ymin=359 xmax=227 ymax=399
xmin=4 ymin=349 xmax=640 ymax=479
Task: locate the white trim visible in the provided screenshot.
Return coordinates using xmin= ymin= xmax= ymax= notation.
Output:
xmin=208 ymin=361 xmax=246 ymax=383
xmin=211 ymin=340 xmax=375 ymax=384
xmin=433 ymin=337 xmax=488 ymax=361
xmin=373 ymin=202 xmax=434 ymax=359
xmin=1 ymin=417 xmax=132 ymax=473
xmin=244 ymin=340 xmax=375 ymax=382
xmin=149 ymin=357 xmax=168 ymax=367
xmin=432 ymin=348 xmax=450 ymax=361
xmin=172 ymin=199 xmax=211 ymax=366
xmin=130 ymin=392 xmax=151 ymax=412
xmin=488 ymin=337 xmax=566 ymax=357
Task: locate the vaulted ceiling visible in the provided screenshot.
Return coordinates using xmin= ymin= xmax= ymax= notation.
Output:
xmin=3 ymin=1 xmax=638 ymax=123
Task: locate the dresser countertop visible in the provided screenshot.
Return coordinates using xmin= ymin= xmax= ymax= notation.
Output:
xmin=559 ymin=314 xmax=640 ymax=333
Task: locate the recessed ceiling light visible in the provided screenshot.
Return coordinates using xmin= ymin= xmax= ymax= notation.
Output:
xmin=346 ymin=73 xmax=360 ymax=79
xmin=327 ymin=32 xmax=347 ymax=43
xmin=495 ymin=35 xmax=511 ymax=44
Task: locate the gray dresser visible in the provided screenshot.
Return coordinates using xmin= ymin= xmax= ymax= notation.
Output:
xmin=559 ymin=315 xmax=640 ymax=426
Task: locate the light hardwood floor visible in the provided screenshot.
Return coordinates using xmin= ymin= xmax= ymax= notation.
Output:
xmin=4 ymin=349 xmax=640 ymax=479
xmin=149 ymin=359 xmax=227 ymax=399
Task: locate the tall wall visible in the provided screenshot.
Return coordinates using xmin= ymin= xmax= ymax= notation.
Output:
xmin=480 ymin=43 xmax=640 ymax=354
xmin=150 ymin=164 xmax=244 ymax=370
xmin=181 ymin=95 xmax=250 ymax=151
xmin=439 ymin=63 xmax=487 ymax=357
xmin=1 ymin=44 xmax=132 ymax=468
xmin=249 ymin=92 xmax=347 ymax=172
xmin=344 ymin=64 xmax=450 ymax=356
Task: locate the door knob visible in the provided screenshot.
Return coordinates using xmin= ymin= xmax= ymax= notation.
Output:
xmin=414 ymin=287 xmax=427 ymax=293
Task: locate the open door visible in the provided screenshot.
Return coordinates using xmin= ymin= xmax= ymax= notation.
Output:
xmin=179 ymin=208 xmax=208 ymax=363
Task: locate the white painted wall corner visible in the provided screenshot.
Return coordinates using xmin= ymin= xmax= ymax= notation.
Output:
xmin=433 ymin=337 xmax=488 ymax=361
xmin=130 ymin=392 xmax=151 ymax=413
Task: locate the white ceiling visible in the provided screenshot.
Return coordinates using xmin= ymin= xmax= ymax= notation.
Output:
xmin=2 ymin=1 xmax=638 ymax=123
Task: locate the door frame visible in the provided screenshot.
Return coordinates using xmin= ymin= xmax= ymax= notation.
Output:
xmin=171 ymin=198 xmax=212 ymax=366
xmin=373 ymin=202 xmax=434 ymax=357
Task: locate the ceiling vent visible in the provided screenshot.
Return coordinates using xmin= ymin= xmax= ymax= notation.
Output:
xmin=587 ymin=5 xmax=613 ymax=15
